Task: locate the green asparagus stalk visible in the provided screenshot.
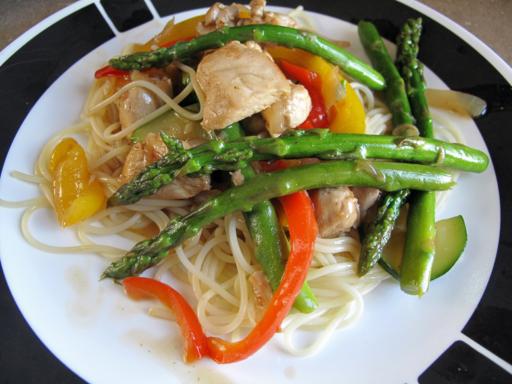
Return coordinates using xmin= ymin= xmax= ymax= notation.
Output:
xmin=357 ymin=20 xmax=416 ymax=275
xmin=397 ymin=18 xmax=436 ymax=296
xmin=108 ymin=129 xmax=488 ymax=206
xmin=220 ymin=124 xmax=318 ymax=313
xmin=102 ymin=160 xmax=455 ymax=280
xmin=358 ymin=189 xmax=410 ymax=275
xmin=358 ymin=21 xmax=415 ymax=127
xmin=109 ymin=24 xmax=385 ymax=90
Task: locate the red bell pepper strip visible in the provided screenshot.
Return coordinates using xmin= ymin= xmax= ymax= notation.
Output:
xmin=207 ymin=190 xmax=317 ymax=363
xmin=123 ymin=277 xmax=209 ymax=363
xmin=94 ymin=65 xmax=130 ymax=79
xmin=122 ymin=190 xmax=318 ymax=364
xmin=278 ymin=59 xmax=330 ymax=129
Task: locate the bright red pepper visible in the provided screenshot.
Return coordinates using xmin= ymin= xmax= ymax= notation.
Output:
xmin=123 ymin=277 xmax=210 ymax=363
xmin=94 ymin=65 xmax=130 ymax=79
xmin=278 ymin=59 xmax=330 ymax=129
xmin=122 ymin=190 xmax=318 ymax=364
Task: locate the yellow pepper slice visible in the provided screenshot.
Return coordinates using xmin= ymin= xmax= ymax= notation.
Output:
xmin=266 ymin=46 xmax=366 ymax=133
xmin=49 ymin=138 xmax=106 ymax=227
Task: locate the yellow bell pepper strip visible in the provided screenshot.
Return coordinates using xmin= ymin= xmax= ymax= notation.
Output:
xmin=121 ymin=190 xmax=318 ymax=364
xmin=95 ymin=15 xmax=204 ymax=78
xmin=49 ymin=138 xmax=106 ymax=227
xmin=267 ymin=46 xmax=366 ymax=133
xmin=278 ymin=59 xmax=330 ymax=128
xmin=136 ymin=15 xmax=204 ymax=52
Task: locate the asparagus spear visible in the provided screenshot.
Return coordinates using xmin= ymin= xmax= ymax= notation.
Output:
xmin=358 ymin=21 xmax=415 ymax=127
xmin=357 ymin=20 xmax=416 ymax=275
xmin=396 ymin=18 xmax=436 ymax=296
xmin=108 ymin=130 xmax=488 ymax=206
xmin=109 ymin=24 xmax=385 ymax=90
xmin=220 ymin=124 xmax=318 ymax=313
xmin=102 ymin=160 xmax=455 ymax=279
xmin=358 ymin=189 xmax=410 ymax=275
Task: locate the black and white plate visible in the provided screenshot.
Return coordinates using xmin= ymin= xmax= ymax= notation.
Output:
xmin=0 ymin=1 xmax=510 ymax=383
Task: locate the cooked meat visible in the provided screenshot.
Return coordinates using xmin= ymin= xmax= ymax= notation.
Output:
xmin=197 ymin=41 xmax=290 ymax=130
xmin=197 ymin=0 xmax=297 ymax=35
xmin=312 ymin=186 xmax=360 ymax=238
xmin=120 ymin=133 xmax=210 ymax=199
xmin=351 ymin=187 xmax=381 ymax=220
xmin=196 ymin=2 xmax=240 ymax=35
xmin=154 ymin=175 xmax=211 ymax=200
xmin=115 ymin=71 xmax=172 ymax=129
xmin=230 ymin=170 xmax=245 ymax=186
xmin=243 ymin=0 xmax=297 ymax=28
xmin=262 ymin=83 xmax=311 ymax=137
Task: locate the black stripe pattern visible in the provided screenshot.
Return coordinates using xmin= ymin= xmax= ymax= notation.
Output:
xmin=100 ymin=0 xmax=153 ymax=32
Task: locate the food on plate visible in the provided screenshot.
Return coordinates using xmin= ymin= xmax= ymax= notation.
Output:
xmin=1 ymin=1 xmax=490 ymax=364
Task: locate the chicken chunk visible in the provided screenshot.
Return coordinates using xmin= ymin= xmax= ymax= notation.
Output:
xmin=197 ymin=41 xmax=290 ymax=130
xmin=197 ymin=0 xmax=297 ymax=35
xmin=351 ymin=187 xmax=381 ymax=220
xmin=154 ymin=175 xmax=211 ymax=200
xmin=244 ymin=0 xmax=297 ymax=28
xmin=262 ymin=83 xmax=312 ymax=137
xmin=120 ymin=133 xmax=210 ymax=199
xmin=115 ymin=71 xmax=172 ymax=129
xmin=312 ymin=187 xmax=360 ymax=238
xmin=196 ymin=2 xmax=240 ymax=35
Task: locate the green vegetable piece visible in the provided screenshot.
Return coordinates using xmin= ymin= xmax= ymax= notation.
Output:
xmin=396 ymin=18 xmax=437 ymax=296
xmin=358 ymin=189 xmax=410 ymax=276
xmin=108 ymin=130 xmax=488 ymax=206
xmin=110 ymin=24 xmax=385 ymax=90
xmin=357 ymin=20 xmax=416 ymax=276
xmin=102 ymin=160 xmax=455 ymax=280
xmin=379 ymin=215 xmax=467 ymax=281
xmin=358 ymin=20 xmax=415 ymax=127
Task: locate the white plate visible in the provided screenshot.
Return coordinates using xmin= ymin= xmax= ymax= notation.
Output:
xmin=0 ymin=3 xmax=502 ymax=384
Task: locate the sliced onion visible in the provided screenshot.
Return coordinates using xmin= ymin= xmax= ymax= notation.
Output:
xmin=425 ymin=88 xmax=487 ymax=117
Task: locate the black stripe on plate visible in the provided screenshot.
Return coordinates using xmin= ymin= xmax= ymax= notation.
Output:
xmin=0 ymin=4 xmax=114 ymax=168
xmin=418 ymin=341 xmax=510 ymax=384
xmin=151 ymin=0 xmax=512 ymax=365
xmin=100 ymin=0 xmax=153 ymax=32
xmin=0 ymin=273 xmax=84 ymax=383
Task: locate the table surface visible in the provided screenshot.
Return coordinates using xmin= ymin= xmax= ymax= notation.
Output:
xmin=0 ymin=0 xmax=511 ymax=66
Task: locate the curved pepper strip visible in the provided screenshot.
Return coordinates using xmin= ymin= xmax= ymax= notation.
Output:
xmin=123 ymin=277 xmax=210 ymax=363
xmin=122 ymin=190 xmax=318 ymax=363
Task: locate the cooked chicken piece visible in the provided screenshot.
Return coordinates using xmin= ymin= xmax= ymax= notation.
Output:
xmin=351 ymin=187 xmax=381 ymax=220
xmin=115 ymin=71 xmax=172 ymax=129
xmin=249 ymin=270 xmax=272 ymax=309
xmin=120 ymin=133 xmax=210 ymax=199
xmin=197 ymin=41 xmax=290 ymax=130
xmin=230 ymin=170 xmax=244 ymax=186
xmin=262 ymin=83 xmax=311 ymax=137
xmin=197 ymin=2 xmax=240 ymax=35
xmin=197 ymin=0 xmax=297 ymax=35
xmin=244 ymin=0 xmax=297 ymax=28
xmin=154 ymin=175 xmax=211 ymax=200
xmin=312 ymin=187 xmax=360 ymax=238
